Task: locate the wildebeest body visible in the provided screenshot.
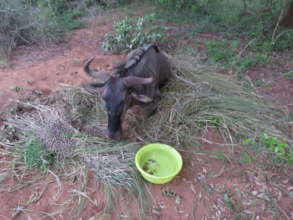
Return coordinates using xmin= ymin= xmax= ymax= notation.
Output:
xmin=83 ymin=44 xmax=172 ymax=139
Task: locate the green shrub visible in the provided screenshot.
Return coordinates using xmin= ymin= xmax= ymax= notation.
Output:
xmin=102 ymin=14 xmax=166 ymax=52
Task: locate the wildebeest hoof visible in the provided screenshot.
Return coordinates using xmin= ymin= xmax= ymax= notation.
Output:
xmin=105 ymin=130 xmax=122 ymax=140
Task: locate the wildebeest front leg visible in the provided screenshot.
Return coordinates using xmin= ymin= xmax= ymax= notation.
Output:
xmin=148 ymin=83 xmax=163 ymax=117
xmin=140 ymin=103 xmax=158 ymax=118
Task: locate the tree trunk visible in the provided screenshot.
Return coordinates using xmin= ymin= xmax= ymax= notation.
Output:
xmin=281 ymin=0 xmax=293 ymax=28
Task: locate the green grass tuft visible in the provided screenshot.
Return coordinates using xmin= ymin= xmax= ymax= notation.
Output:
xmin=24 ymin=137 xmax=56 ymax=170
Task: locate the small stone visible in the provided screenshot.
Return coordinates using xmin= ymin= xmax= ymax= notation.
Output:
xmin=152 ymin=208 xmax=161 ymax=216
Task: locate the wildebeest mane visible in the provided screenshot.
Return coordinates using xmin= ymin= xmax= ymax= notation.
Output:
xmin=112 ymin=44 xmax=160 ymax=78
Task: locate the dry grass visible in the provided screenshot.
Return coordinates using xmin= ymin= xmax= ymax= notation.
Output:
xmin=135 ymin=55 xmax=293 ymax=152
xmin=6 ymin=104 xmax=76 ymax=158
xmin=0 ymin=86 xmax=150 ymax=219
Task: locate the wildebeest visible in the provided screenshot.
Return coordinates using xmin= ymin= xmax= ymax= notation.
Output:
xmin=83 ymin=44 xmax=172 ymax=139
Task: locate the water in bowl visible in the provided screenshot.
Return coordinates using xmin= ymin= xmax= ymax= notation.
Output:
xmin=140 ymin=149 xmax=179 ymax=177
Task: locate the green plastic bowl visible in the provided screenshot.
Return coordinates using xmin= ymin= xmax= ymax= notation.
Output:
xmin=135 ymin=143 xmax=183 ymax=184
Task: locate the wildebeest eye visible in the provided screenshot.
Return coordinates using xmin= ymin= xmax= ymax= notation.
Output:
xmin=118 ymin=100 xmax=124 ymax=107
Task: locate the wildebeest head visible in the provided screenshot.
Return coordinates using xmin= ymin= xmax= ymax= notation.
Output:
xmin=83 ymin=57 xmax=154 ymax=140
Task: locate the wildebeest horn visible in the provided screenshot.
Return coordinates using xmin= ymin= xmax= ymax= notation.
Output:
xmin=82 ymin=82 xmax=106 ymax=94
xmin=123 ymin=76 xmax=154 ymax=88
xmin=84 ymin=57 xmax=111 ymax=82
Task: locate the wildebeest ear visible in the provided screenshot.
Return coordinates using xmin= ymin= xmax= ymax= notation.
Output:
xmin=82 ymin=82 xmax=105 ymax=94
xmin=84 ymin=57 xmax=111 ymax=82
xmin=123 ymin=76 xmax=153 ymax=88
xmin=131 ymin=92 xmax=153 ymax=103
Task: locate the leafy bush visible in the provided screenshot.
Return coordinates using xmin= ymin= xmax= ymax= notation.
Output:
xmin=102 ymin=14 xmax=166 ymax=52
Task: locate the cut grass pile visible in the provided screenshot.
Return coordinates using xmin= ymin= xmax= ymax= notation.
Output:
xmin=137 ymin=55 xmax=293 ymax=152
xmin=0 ymin=88 xmax=149 ymax=219
xmin=0 ymin=53 xmax=292 ymax=218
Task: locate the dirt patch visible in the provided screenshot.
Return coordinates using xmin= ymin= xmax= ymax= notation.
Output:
xmin=0 ymin=171 xmax=106 ymax=220
xmin=1 ymin=143 xmax=292 ymax=220
xmin=247 ymin=58 xmax=293 ymax=111
xmin=0 ymin=19 xmax=123 ymax=112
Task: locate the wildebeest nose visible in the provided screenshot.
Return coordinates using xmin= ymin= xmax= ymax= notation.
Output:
xmin=106 ymin=130 xmax=122 ymax=140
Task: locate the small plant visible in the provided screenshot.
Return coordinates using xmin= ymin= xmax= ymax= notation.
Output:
xmin=261 ymin=133 xmax=293 ymax=162
xmin=241 ymin=152 xmax=255 ymax=164
xmin=10 ymin=86 xmax=23 ymax=93
xmin=223 ymin=192 xmax=238 ymax=211
xmin=196 ymin=114 xmax=223 ymax=128
xmin=253 ymin=79 xmax=272 ymax=87
xmin=235 ymin=53 xmax=270 ymax=73
xmin=24 ymin=137 xmax=56 ymax=170
xmin=102 ymin=14 xmax=166 ymax=52
xmin=283 ymin=71 xmax=293 ymax=79
xmin=205 ymin=40 xmax=270 ymax=73
xmin=205 ymin=40 xmax=238 ymax=64
xmin=243 ymin=133 xmax=293 ymax=163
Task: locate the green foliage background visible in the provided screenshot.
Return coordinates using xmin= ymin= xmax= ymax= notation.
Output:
xmin=1 ymin=0 xmax=292 ymax=55
xmin=152 ymin=0 xmax=293 ymax=51
xmin=0 ymin=0 xmax=98 ymax=55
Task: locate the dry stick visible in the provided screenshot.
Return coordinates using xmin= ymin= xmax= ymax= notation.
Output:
xmin=12 ymin=180 xmax=52 ymax=219
xmin=69 ymin=168 xmax=89 ymax=219
xmin=0 ymin=141 xmax=18 ymax=149
xmin=48 ymin=169 xmax=62 ymax=201
xmin=237 ymin=38 xmax=257 ymax=58
xmin=175 ymin=74 xmax=205 ymax=89
xmin=197 ymin=137 xmax=238 ymax=147
xmin=272 ymin=8 xmax=285 ymax=42
xmin=272 ymin=183 xmax=293 ymax=198
xmin=71 ymin=190 xmax=98 ymax=206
